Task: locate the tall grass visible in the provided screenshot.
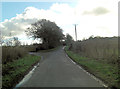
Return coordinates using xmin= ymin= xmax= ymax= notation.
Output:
xmin=71 ymin=37 xmax=118 ymax=64
xmin=2 ymin=44 xmax=50 ymax=64
xmin=2 ymin=46 xmax=28 ymax=64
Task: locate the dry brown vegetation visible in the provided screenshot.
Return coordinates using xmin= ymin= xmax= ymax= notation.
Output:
xmin=2 ymin=46 xmax=28 ymax=64
xmin=2 ymin=43 xmax=56 ymax=64
xmin=2 ymin=45 xmax=39 ymax=63
xmin=70 ymin=37 xmax=118 ymax=64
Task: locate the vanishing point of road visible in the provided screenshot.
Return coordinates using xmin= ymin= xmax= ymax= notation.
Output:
xmin=17 ymin=47 xmax=106 ymax=88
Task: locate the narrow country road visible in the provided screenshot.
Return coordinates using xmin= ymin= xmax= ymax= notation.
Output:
xmin=17 ymin=47 xmax=105 ymax=88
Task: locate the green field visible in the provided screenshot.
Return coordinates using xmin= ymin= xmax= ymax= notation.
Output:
xmin=2 ymin=55 xmax=41 ymax=89
xmin=65 ymin=46 xmax=119 ymax=89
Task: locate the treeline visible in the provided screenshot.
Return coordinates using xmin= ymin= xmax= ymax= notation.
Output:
xmin=66 ymin=35 xmax=118 ymax=65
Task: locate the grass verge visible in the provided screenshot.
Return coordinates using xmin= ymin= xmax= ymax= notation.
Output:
xmin=65 ymin=46 xmax=119 ymax=89
xmin=2 ymin=55 xmax=41 ymax=89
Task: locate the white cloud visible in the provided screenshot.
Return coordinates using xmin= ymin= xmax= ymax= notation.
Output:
xmin=0 ymin=0 xmax=118 ymax=43
xmin=83 ymin=7 xmax=109 ymax=16
xmin=73 ymin=0 xmax=118 ymax=39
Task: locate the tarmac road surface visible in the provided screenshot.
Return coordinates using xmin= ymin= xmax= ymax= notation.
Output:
xmin=18 ymin=47 xmax=105 ymax=88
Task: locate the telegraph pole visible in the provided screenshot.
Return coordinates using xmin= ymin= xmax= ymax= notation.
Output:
xmin=74 ymin=8 xmax=78 ymax=41
xmin=74 ymin=24 xmax=77 ymax=41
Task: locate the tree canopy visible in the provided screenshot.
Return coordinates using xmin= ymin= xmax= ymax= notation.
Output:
xmin=26 ymin=19 xmax=64 ymax=49
xmin=65 ymin=33 xmax=73 ymax=46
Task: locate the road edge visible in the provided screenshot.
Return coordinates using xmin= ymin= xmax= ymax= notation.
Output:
xmin=63 ymin=46 xmax=108 ymax=88
xmin=14 ymin=56 xmax=43 ymax=89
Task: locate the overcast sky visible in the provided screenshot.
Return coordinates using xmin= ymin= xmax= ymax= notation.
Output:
xmin=0 ymin=0 xmax=119 ymax=44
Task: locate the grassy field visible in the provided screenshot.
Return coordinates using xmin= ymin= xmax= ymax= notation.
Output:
xmin=2 ymin=55 xmax=41 ymax=89
xmin=65 ymin=46 xmax=119 ymax=89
